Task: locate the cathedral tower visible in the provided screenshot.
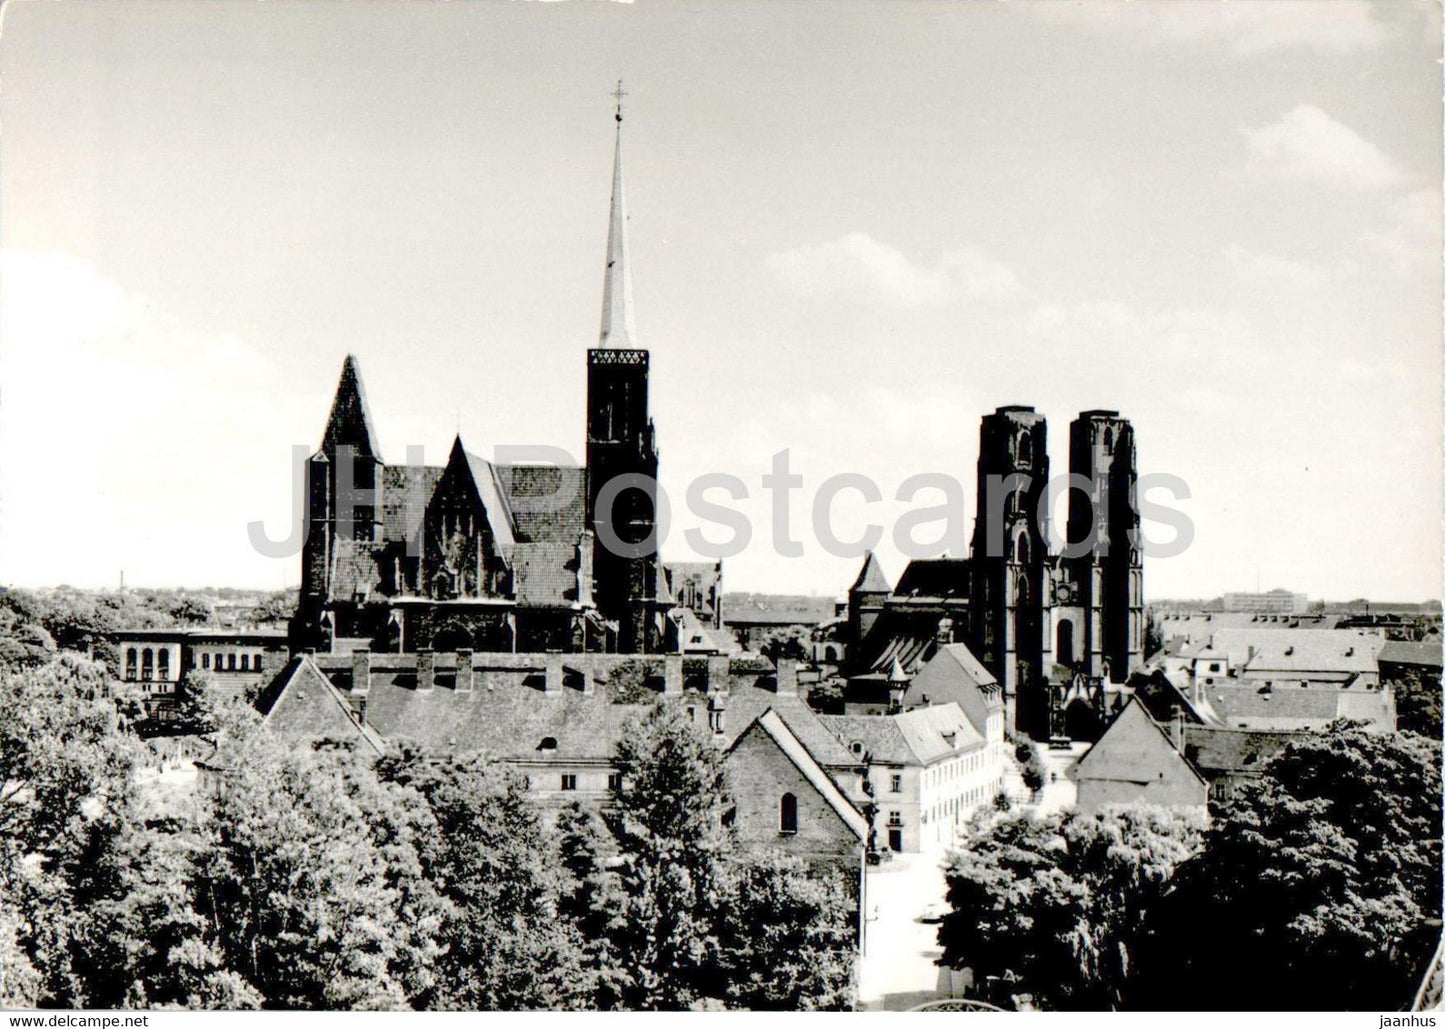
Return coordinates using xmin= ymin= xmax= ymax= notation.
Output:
xmin=585 ymin=85 xmax=664 ymax=653
xmin=1067 ymin=410 xmax=1143 ymax=682
xmin=968 ymin=405 xmax=1050 ymax=733
xmin=302 ymin=354 xmax=384 ymax=603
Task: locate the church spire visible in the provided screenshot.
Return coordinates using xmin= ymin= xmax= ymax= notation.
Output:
xmin=321 ymin=353 xmax=381 ymax=460
xmin=598 ymin=80 xmax=638 ymax=350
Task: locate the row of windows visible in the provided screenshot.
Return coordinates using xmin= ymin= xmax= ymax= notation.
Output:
xmin=922 ymin=749 xmax=989 ymax=788
xmin=123 ymin=648 xmax=172 ymax=681
xmin=200 ymin=651 xmax=265 ymax=672
xmin=921 ymin=781 xmax=998 ymax=826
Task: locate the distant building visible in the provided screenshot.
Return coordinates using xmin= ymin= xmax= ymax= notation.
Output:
xmin=113 ymin=628 xmax=288 ymax=718
xmin=1221 ymin=589 xmax=1310 ymax=615
xmin=724 ymin=594 xmax=836 ymax=651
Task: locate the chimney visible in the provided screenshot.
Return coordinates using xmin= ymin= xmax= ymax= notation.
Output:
xmin=416 ymin=648 xmax=435 ymax=692
xmin=544 ymin=658 xmax=562 ymax=693
xmin=775 ymin=658 xmax=798 ymax=696
xmin=664 ymin=654 xmax=684 ymax=694
xmin=351 ymin=649 xmax=371 ymax=695
xmin=456 ymin=648 xmax=474 ymax=692
xmin=707 ymin=655 xmax=730 ymax=693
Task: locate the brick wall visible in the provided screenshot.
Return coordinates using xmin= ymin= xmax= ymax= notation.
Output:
xmin=724 ymin=720 xmax=861 ymax=864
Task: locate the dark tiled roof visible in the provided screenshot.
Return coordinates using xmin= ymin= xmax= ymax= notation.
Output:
xmin=893 ymin=558 xmax=971 ymax=599
xmin=852 ymin=607 xmax=943 ymax=676
xmin=849 ymin=552 xmax=890 ymax=593
xmin=321 ymin=355 xmax=382 ymax=460
xmin=1379 ymin=641 xmax=1444 ymax=670
xmin=382 ymin=464 xmax=443 ymax=544
xmin=725 ymin=680 xmax=856 ymax=766
xmin=818 ymin=703 xmax=983 ymax=766
xmin=1179 ymin=724 xmax=1304 ymax=778
xmin=329 ymin=539 xmax=382 ymax=601
xmin=818 ymin=714 xmax=914 ymax=765
xmin=495 ymin=465 xmax=586 ymax=544
xmin=1205 ymin=682 xmax=1393 ymax=729
xmin=360 ymin=672 xmax=632 ymax=761
xmin=906 ymin=643 xmax=1000 ymax=733
xmin=261 ymin=657 xmax=384 ymax=753
xmin=512 ymin=541 xmax=583 ymax=606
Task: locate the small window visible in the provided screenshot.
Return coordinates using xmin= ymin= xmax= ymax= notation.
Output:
xmin=890 ymin=773 xmax=902 ymax=793
xmin=779 ymin=793 xmax=798 ymax=834
xmin=239 ymin=654 xmax=250 ymax=672
xmin=539 ymin=737 xmax=558 ymax=752
xmin=560 ymin=774 xmax=577 ymax=791
xmin=851 ymin=740 xmax=865 ymax=758
xmin=201 ymin=653 xmax=211 ymax=670
xmin=227 ymin=653 xmax=237 ymax=671
xmin=887 ymin=810 xmax=903 ymax=828
xmin=607 ymin=772 xmax=622 ymax=792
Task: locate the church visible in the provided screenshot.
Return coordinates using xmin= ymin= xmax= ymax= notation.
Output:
xmin=839 ymin=405 xmax=1146 ymax=741
xmin=291 ymin=97 xmax=683 ymax=658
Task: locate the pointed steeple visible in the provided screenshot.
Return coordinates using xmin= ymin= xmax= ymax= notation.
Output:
xmin=321 ymin=354 xmax=381 ymax=460
xmin=850 ymin=551 xmax=890 ymax=595
xmin=598 ymin=81 xmax=638 ymax=349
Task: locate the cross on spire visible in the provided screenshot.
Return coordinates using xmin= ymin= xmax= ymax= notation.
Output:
xmin=611 ymin=79 xmax=627 ymax=123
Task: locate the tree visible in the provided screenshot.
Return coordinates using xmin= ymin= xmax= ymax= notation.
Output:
xmin=1391 ymin=664 xmax=1442 ymax=738
xmin=718 ymin=855 xmax=856 ymax=1010
xmin=606 ymin=702 xmax=735 ymax=1009
xmin=389 ymin=758 xmax=595 ymax=1011
xmin=938 ymin=805 xmax=1205 ymax=1010
xmin=194 ymin=733 xmax=413 ymax=1009
xmin=1137 ymin=727 xmax=1443 ymax=1010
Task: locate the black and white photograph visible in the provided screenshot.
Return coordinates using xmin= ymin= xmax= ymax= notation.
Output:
xmin=0 ymin=0 xmax=1441 ymax=1016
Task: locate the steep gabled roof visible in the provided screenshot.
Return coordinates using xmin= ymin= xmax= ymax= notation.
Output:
xmin=1072 ymin=698 xmax=1205 ymax=790
xmin=321 ymin=354 xmax=382 ymax=460
xmin=261 ymin=656 xmax=385 ymax=755
xmin=850 ymin=551 xmax=890 ymax=594
xmin=434 ymin=436 xmax=517 ymax=557
xmin=728 ymin=708 xmax=867 ymax=841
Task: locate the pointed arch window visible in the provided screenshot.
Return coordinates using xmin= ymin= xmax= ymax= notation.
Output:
xmin=1016 ymin=534 xmax=1030 ymax=565
xmin=779 ymin=793 xmax=798 ymax=834
xmin=1018 ymin=434 xmax=1033 ymax=466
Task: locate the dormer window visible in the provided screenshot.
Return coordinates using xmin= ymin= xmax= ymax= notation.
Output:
xmin=538 ymin=737 xmax=558 ymax=753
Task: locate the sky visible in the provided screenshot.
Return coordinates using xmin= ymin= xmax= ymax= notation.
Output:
xmin=0 ymin=0 xmax=1440 ymax=602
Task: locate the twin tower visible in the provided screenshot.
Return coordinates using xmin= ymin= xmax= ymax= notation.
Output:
xmin=968 ymin=405 xmax=1144 ymax=734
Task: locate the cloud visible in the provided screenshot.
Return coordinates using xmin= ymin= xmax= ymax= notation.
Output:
xmin=1027 ymin=2 xmax=1389 ymax=57
xmin=1364 ymin=188 xmax=1440 ymax=274
xmin=764 ymin=232 xmax=1024 ymax=309
xmin=0 ymin=250 xmax=303 ymax=587
xmin=1243 ymin=105 xmax=1401 ymax=191
xmin=1224 ymin=245 xmax=1324 ymax=287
